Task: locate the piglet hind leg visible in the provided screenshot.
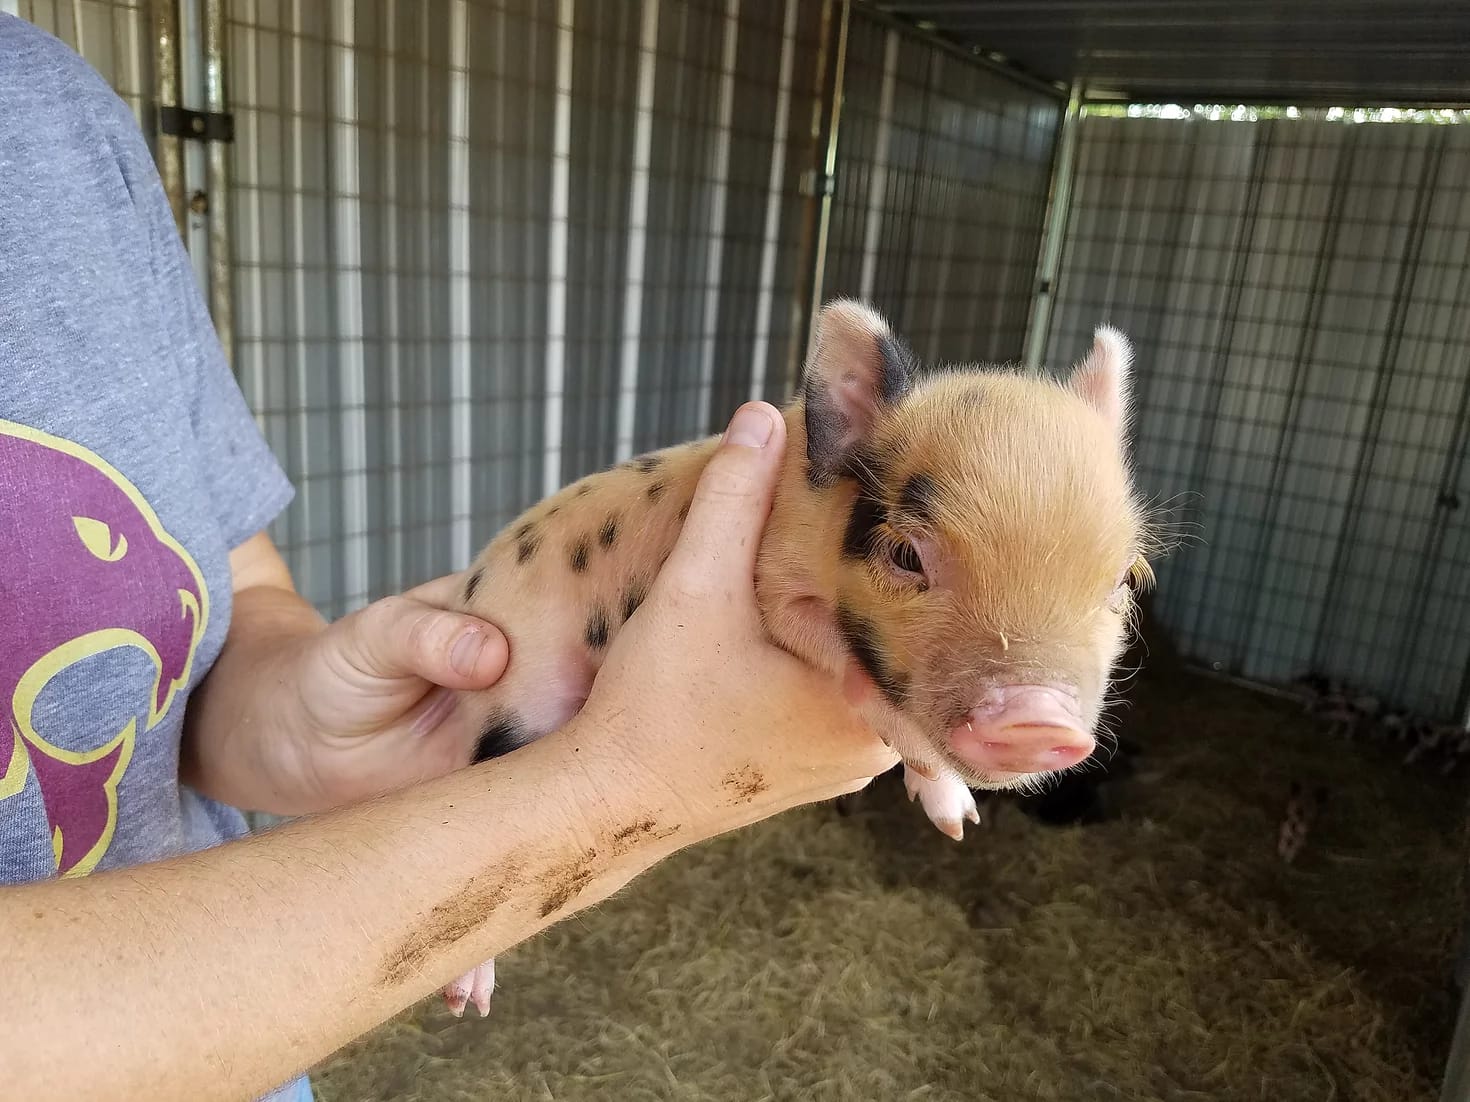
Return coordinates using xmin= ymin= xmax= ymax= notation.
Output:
xmin=904 ymin=766 xmax=982 ymax=840
xmin=442 ymin=959 xmax=495 ymax=1018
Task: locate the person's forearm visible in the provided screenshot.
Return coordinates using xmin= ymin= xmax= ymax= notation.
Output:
xmin=181 ymin=582 xmax=329 ymax=811
xmin=3 ymin=720 xmax=677 ymax=1102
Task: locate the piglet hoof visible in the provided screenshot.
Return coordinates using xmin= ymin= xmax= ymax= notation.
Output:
xmin=903 ymin=766 xmax=981 ymax=841
xmin=442 ymin=958 xmax=496 ymax=1019
xmin=442 ymin=974 xmax=471 ymax=1018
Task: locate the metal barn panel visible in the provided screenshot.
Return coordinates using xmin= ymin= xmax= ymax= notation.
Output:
xmin=1047 ymin=114 xmax=1470 ymax=722
xmin=821 ymin=7 xmax=1061 ymax=368
xmin=26 ymin=0 xmax=1058 ymax=622
xmin=224 ymin=0 xmax=830 ymax=616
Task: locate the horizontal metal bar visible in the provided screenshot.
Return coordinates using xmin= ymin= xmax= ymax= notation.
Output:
xmin=1081 ymin=90 xmax=1470 ymax=110
xmin=882 ymin=0 xmax=1443 ymax=14
xmin=1182 ymin=663 xmax=1303 ymax=704
xmin=853 ymin=0 xmax=1068 ymax=98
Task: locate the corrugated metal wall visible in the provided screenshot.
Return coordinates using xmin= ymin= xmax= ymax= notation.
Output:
xmin=1047 ymin=114 xmax=1470 ymax=723
xmin=820 ymin=11 xmax=1059 ymax=366
xmin=24 ymin=2 xmax=1466 ymax=726
xmin=13 ymin=0 xmax=1064 ymax=622
xmin=224 ymin=0 xmax=835 ymax=616
xmin=221 ymin=0 xmax=1063 ymax=618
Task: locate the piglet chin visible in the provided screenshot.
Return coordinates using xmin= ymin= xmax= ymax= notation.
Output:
xmin=946 ymin=684 xmax=1095 ymax=783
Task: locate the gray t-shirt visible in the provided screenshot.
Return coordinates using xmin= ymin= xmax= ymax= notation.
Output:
xmin=1 ymin=16 xmax=308 ymax=1101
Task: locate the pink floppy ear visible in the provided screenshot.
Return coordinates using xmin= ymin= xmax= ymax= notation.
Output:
xmin=1068 ymin=325 xmax=1133 ymax=436
xmin=802 ymin=298 xmax=915 ymax=486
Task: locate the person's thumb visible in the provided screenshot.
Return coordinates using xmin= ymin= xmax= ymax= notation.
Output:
xmin=658 ymin=401 xmax=786 ymax=606
xmin=331 ymin=595 xmax=510 ymax=690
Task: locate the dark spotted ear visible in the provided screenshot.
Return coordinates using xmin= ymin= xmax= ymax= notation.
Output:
xmin=802 ymin=299 xmax=915 ymax=487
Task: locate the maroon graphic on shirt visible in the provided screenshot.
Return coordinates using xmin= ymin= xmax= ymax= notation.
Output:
xmin=0 ymin=420 xmax=208 ymax=876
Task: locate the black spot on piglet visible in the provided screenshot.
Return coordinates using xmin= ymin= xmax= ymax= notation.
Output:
xmin=842 ymin=490 xmax=886 ymax=560
xmin=569 ymin=538 xmax=590 ymax=573
xmin=836 ymin=603 xmax=908 ymax=707
xmin=463 ymin=567 xmax=484 ymax=602
xmin=634 ymin=454 xmax=662 ymax=473
xmin=585 ymin=606 xmax=610 ymax=650
xmin=599 ymin=516 xmax=618 ymax=549
xmin=517 ymin=535 xmax=540 ymax=564
xmin=474 ymin=711 xmax=530 ymax=762
xmin=899 ymin=473 xmax=938 ymax=524
xmin=647 ymin=481 xmax=666 ymax=502
xmin=877 ymin=333 xmax=916 ymax=404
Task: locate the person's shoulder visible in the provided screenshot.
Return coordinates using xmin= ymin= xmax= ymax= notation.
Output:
xmin=0 ymin=14 xmax=142 ymax=138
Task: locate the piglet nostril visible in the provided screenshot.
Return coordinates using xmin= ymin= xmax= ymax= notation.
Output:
xmin=1045 ymin=741 xmax=1094 ymax=769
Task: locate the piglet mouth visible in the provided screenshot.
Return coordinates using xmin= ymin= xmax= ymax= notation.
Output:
xmin=945 ymin=684 xmax=1094 ymax=781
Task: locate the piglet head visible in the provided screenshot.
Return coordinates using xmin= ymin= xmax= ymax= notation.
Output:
xmin=793 ymin=299 xmax=1155 ymax=791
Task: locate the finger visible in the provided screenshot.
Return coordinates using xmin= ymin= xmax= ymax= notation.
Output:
xmin=340 ymin=595 xmax=510 ymax=689
xmin=402 ymin=570 xmax=477 ymax=608
xmin=659 ymin=402 xmax=785 ymax=604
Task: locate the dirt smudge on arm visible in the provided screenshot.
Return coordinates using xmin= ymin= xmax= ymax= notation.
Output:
xmin=538 ymin=849 xmax=597 ymax=917
xmin=722 ymin=766 xmax=769 ymax=803
xmin=379 ymin=859 xmax=523 ymax=988
xmin=609 ymin=817 xmax=680 ymax=858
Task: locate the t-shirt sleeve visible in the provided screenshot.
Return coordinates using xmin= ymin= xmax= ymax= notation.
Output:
xmin=128 ymin=123 xmax=296 ymax=552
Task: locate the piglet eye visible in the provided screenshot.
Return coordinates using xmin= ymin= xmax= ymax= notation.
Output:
xmin=890 ymin=539 xmax=923 ymax=575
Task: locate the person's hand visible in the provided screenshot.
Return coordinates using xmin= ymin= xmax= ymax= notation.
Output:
xmin=262 ymin=576 xmax=511 ymax=809
xmin=568 ymin=402 xmax=901 ymax=842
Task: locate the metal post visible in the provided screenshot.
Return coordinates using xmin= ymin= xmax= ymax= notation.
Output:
xmin=150 ymin=0 xmax=186 ymax=239
xmin=782 ymin=0 xmax=849 ymax=395
xmin=1021 ymin=79 xmax=1083 ymax=373
xmin=177 ymin=0 xmax=210 ymax=295
xmin=748 ymin=0 xmax=800 ymax=405
xmin=203 ymin=0 xmax=234 ymax=366
xmin=803 ymin=0 xmax=850 ymax=363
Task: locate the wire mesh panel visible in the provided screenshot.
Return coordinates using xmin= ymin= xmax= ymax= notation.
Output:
xmin=225 ymin=0 xmax=829 ymax=617
xmin=6 ymin=0 xmax=151 ymax=129
xmin=1047 ymin=113 xmax=1470 ymax=722
xmin=621 ymin=0 xmax=826 ymax=460
xmin=820 ymin=9 xmax=1061 ymax=368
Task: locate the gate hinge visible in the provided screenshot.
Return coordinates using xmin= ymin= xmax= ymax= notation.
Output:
xmin=159 ymin=105 xmax=235 ymax=144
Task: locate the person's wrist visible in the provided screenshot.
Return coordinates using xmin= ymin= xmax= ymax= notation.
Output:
xmin=546 ymin=705 xmax=710 ymax=865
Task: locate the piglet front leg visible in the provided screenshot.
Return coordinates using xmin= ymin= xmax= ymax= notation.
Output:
xmin=904 ymin=766 xmax=982 ymax=840
xmin=442 ymin=958 xmax=495 ymax=1018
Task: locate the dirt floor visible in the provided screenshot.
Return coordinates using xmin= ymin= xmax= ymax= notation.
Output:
xmin=311 ymin=624 xmax=1468 ymax=1102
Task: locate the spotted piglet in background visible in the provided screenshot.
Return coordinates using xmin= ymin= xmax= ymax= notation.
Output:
xmin=1277 ymin=781 xmax=1328 ymax=864
xmin=440 ymin=299 xmax=1156 ymax=1016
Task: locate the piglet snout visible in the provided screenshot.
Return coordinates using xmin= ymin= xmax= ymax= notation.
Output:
xmin=948 ymin=685 xmax=1094 ymax=776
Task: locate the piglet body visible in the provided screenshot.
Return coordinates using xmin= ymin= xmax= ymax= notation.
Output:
xmin=440 ymin=299 xmax=1153 ymax=1016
